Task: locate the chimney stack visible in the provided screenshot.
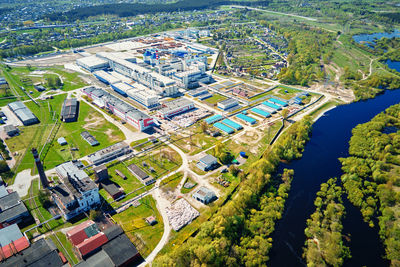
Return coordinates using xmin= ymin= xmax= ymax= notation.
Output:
xmin=31 ymin=148 xmax=49 ymax=188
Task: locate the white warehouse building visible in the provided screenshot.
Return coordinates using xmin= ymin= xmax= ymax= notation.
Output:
xmin=98 ymin=53 xmax=178 ymax=97
xmin=76 ymin=55 xmax=109 ymax=72
xmin=125 ymin=83 xmax=159 ymax=108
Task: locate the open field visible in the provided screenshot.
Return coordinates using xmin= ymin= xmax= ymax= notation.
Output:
xmin=170 ymin=124 xmax=223 ymax=155
xmin=112 ymin=195 xmax=164 ymax=258
xmin=6 ymin=94 xmax=125 ymax=175
xmin=0 ymin=65 xmax=88 ymax=101
xmin=203 ymin=93 xmax=227 ymax=104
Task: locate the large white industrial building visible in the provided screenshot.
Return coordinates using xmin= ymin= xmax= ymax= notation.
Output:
xmin=97 ymin=52 xmax=178 ymax=97
xmin=82 ymin=87 xmax=154 ymax=131
xmin=76 ymin=56 xmax=109 ymax=72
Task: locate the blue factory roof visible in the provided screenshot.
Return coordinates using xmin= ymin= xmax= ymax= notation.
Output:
xmin=205 ymin=114 xmax=223 ymax=124
xmin=221 ymin=119 xmax=242 ymax=130
xmin=214 ymin=122 xmax=234 ymax=134
xmin=251 ymin=108 xmax=271 ymax=118
xmin=269 ymin=98 xmax=288 ymax=107
xmin=262 ymin=101 xmax=281 ymax=110
xmin=236 ymin=114 xmax=257 ymax=124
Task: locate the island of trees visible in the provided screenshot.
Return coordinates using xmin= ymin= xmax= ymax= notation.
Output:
xmin=340 ymin=103 xmax=400 ymax=265
xmin=303 ymin=178 xmax=350 ymax=266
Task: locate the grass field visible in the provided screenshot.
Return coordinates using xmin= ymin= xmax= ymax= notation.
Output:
xmin=204 ymin=93 xmax=227 ymax=104
xmin=170 ymin=124 xmax=221 ymax=155
xmin=180 ymin=176 xmax=197 ymax=194
xmin=98 ymin=161 xmax=154 ymax=208
xmin=6 ymin=94 xmax=125 ymax=176
xmin=112 ymin=195 xmax=164 ymax=258
xmin=159 ymin=172 xmax=183 ymax=193
xmin=0 ymin=65 xmax=88 ymax=103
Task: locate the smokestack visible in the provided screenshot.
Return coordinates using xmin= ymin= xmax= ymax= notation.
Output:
xmin=31 ymin=148 xmax=49 ymax=188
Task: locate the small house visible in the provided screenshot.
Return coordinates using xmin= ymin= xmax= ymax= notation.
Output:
xmin=57 ymin=137 xmax=68 ymax=146
xmin=4 ymin=125 xmax=18 ymax=136
xmin=196 ymin=154 xmax=218 ymax=171
xmin=193 ymin=186 xmax=217 ymax=204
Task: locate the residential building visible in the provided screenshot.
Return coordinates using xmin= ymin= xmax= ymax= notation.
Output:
xmin=52 ymin=161 xmax=100 ymax=220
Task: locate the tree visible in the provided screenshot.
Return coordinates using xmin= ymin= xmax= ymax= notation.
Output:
xmin=89 ymin=209 xmax=102 ymax=221
xmin=229 ymin=165 xmax=240 ymax=176
xmin=38 ymin=190 xmax=52 ymax=209
xmin=0 ymin=160 xmax=9 ymax=173
xmin=214 ymin=141 xmax=224 ymax=158
xmin=281 ymin=109 xmax=289 ymax=120
xmin=200 ymin=121 xmax=209 ymax=133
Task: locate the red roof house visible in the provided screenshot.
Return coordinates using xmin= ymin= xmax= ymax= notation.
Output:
xmin=76 ymin=232 xmax=108 ymax=258
xmin=66 ymin=220 xmax=97 ymax=246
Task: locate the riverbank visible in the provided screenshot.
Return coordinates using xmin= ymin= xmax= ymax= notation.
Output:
xmin=268 ymin=88 xmax=400 ymax=267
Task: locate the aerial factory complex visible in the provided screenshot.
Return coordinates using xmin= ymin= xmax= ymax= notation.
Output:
xmin=0 ymin=1 xmax=398 ymax=266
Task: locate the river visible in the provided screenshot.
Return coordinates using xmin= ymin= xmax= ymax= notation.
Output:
xmin=268 ymin=33 xmax=400 ymax=266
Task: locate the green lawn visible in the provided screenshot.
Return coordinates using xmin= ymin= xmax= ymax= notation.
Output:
xmin=6 ymin=94 xmax=125 ymax=176
xmin=272 ymin=85 xmax=302 ymax=100
xmin=159 ymin=172 xmax=183 ymax=193
xmin=204 ymin=94 xmax=228 ymax=104
xmin=0 ymin=65 xmax=89 ymax=104
xmin=98 ymin=162 xmax=153 ymax=208
xmin=170 ymin=123 xmax=222 ymax=155
xmin=112 ymin=195 xmax=164 ymax=258
xmin=180 ymin=176 xmax=198 ymax=194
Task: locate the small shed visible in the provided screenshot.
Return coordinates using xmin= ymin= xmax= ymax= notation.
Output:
xmin=57 ymin=137 xmax=68 ymax=146
xmin=193 ymin=186 xmax=217 ymax=204
xmin=4 ymin=125 xmax=18 ymax=136
xmin=145 ymin=216 xmax=157 ymax=226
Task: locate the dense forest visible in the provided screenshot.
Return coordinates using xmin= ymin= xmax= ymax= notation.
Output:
xmin=44 ymin=0 xmax=269 ymax=21
xmin=154 ymin=116 xmax=313 ymax=266
xmin=303 ymin=178 xmax=350 ymax=266
xmin=276 ymin=24 xmax=334 ymax=86
xmin=340 ymin=104 xmax=400 ymax=265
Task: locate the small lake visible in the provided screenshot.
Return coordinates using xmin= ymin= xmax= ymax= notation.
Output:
xmin=387 ymin=59 xmax=400 ymax=72
xmin=353 ymin=29 xmax=400 ymax=47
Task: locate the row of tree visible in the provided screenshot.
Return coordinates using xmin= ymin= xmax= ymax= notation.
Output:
xmin=154 ymin=116 xmax=313 ymax=266
xmin=340 ymin=103 xmax=400 ymax=264
xmin=303 ymin=178 xmax=350 ymax=266
xmin=44 ymin=0 xmax=270 ymax=22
